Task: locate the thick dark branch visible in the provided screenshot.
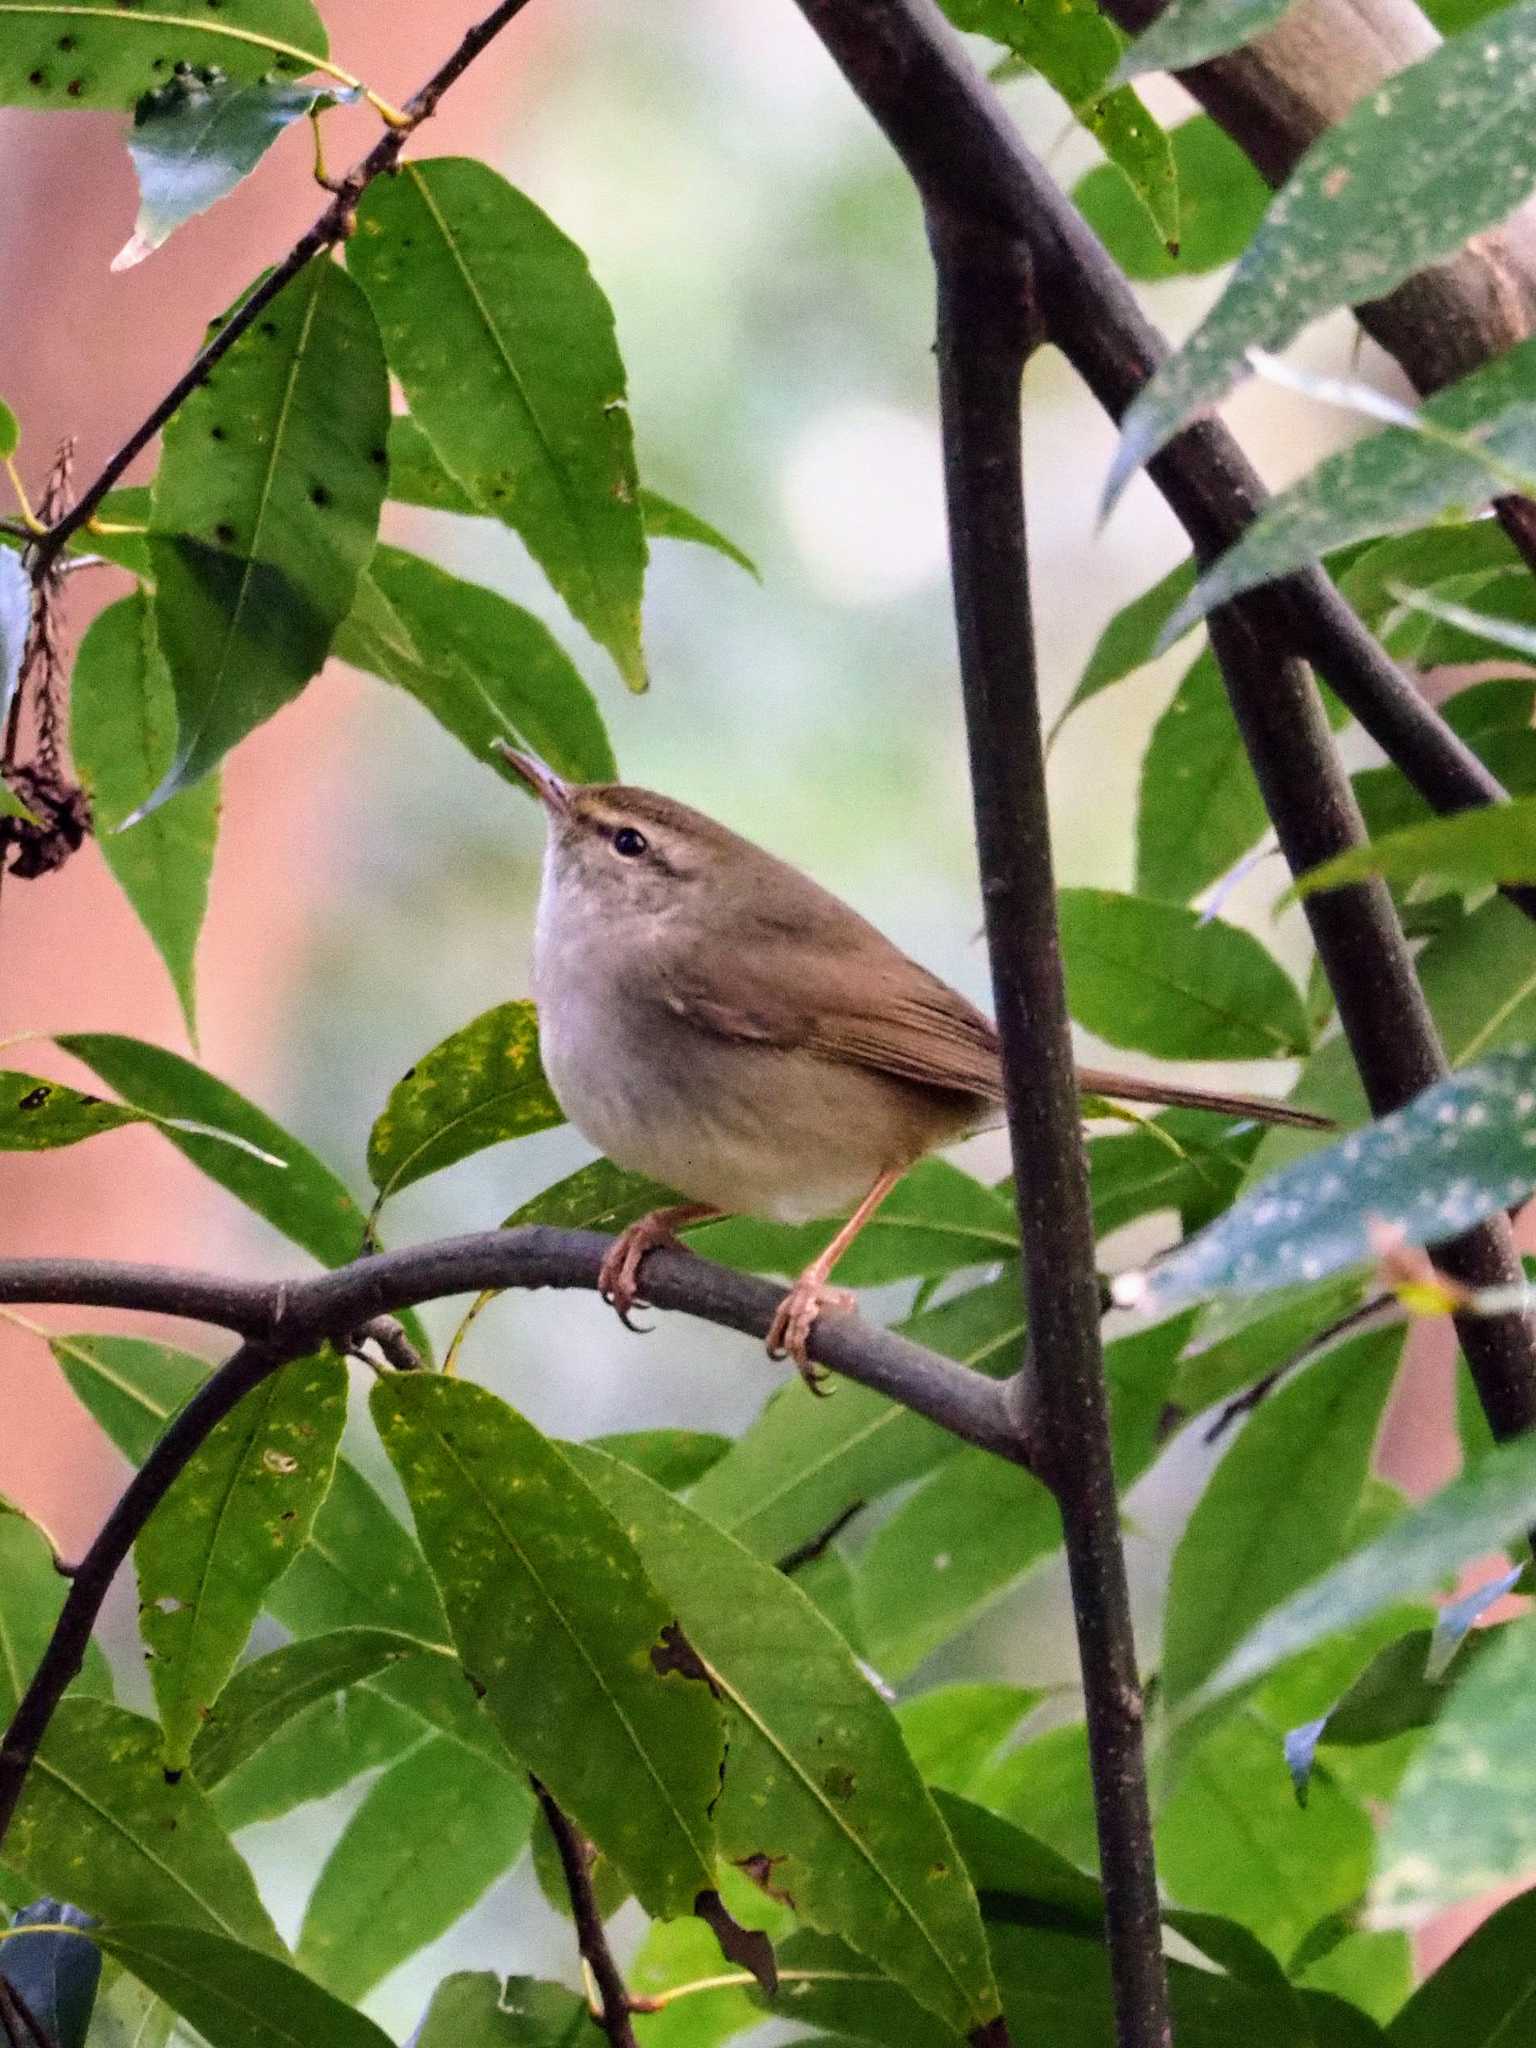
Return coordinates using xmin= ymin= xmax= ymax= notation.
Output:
xmin=1206 ymin=609 xmax=1536 ymax=1437
xmin=33 ymin=0 xmax=538 ymax=569
xmin=529 ymin=1779 xmax=639 ymax=2048
xmin=0 ymin=1232 xmax=1017 ymax=1458
xmin=791 ymin=0 xmax=1536 ymax=925
xmin=924 ymin=204 xmax=1169 ymax=2048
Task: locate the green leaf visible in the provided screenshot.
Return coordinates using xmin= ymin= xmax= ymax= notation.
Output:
xmin=569 ymin=1446 xmax=1002 ymax=2038
xmin=0 ymin=1073 xmax=141 ymax=1150
xmin=1108 ymin=3 xmax=1536 ymax=501
xmin=638 ymin=488 xmax=759 ymax=579
xmin=0 ymin=1699 xmax=281 ymax=1952
xmin=1071 ymin=115 xmax=1268 ymax=279
xmin=1338 ymin=522 xmax=1522 ymax=629
xmin=190 ymin=1628 xmax=446 ymax=1789
xmin=370 ymin=1374 xmax=722 ymax=1918
xmin=69 ymin=485 xmax=153 ymax=579
xmin=1374 ymin=1616 xmax=1536 ymax=1921
xmin=0 ymin=783 xmax=37 ymax=824
xmin=1353 ymin=677 xmax=1536 ymax=842
xmin=52 ymin=1327 xmax=445 ymax=1640
xmin=2 ymin=1900 xmax=100 ymax=2048
xmin=974 ymin=1723 xmax=1100 ymax=1871
xmin=1116 ymin=0 xmax=1296 ymax=80
xmin=1049 ymin=557 xmax=1196 ymax=744
xmin=628 ymin=1913 xmax=764 ymax=2048
xmin=1161 ymin=1327 xmax=1403 ymax=1711
xmin=366 ymin=999 xmax=563 ymax=1205
xmin=1388 ymin=1884 xmax=1536 ymax=2045
xmin=1135 ymin=645 xmax=1268 ymax=904
xmin=0 ymin=1513 xmax=111 ymax=1721
xmin=1058 ymin=888 xmax=1310 ymax=1058
xmin=1089 ymin=1108 xmax=1261 ymax=1240
xmin=350 ymin=157 xmax=647 ymax=689
xmin=1117 ymin=1046 xmax=1536 ymax=1316
xmin=70 ymin=593 xmax=219 ymax=1039
xmin=1297 ymin=796 xmax=1536 ymax=898
xmin=685 ymin=1270 xmax=1025 ymax=1564
xmin=296 ymin=1734 xmax=533 ymax=2002
xmin=412 ymin=1972 xmax=589 ymax=2048
xmin=146 ymin=258 xmax=388 ymax=804
xmin=693 ymin=1157 xmax=1019 ymax=1287
xmin=590 ymin=1429 xmax=731 ymax=1491
xmin=935 ymin=1789 xmax=1105 ymax=1930
xmin=88 ymin=1966 xmax=177 ymax=2048
xmin=117 ymin=71 xmax=337 ymax=270
xmin=57 ymin=1033 xmax=373 ymax=1268
xmin=0 ymin=399 xmax=17 ymax=461
xmin=1169 ymin=1275 xmax=1364 ymax=1414
xmin=90 ymin=1925 xmax=395 ymax=2048
xmin=503 ymin=1156 xmax=674 ymax=1233
xmin=1168 ymin=339 xmax=1536 ymax=638
xmin=209 ymin=1685 xmax=422 ymax=1834
xmin=0 ymin=546 xmax=29 ymax=724
xmin=1156 ymin=1712 xmax=1373 ymax=1968
xmin=1181 ymin=1424 xmax=1536 ymax=1717
xmin=855 ymin=1313 xmax=1184 ymax=1676
xmin=895 ymin=1685 xmax=1042 ymax=1797
xmin=942 ymin=0 xmax=1178 ymax=249
xmin=1384 ymin=572 xmax=1536 ymax=667
xmin=0 ymin=0 xmax=330 ymax=111
xmin=334 ymin=544 xmax=616 ymax=784
xmin=134 ymin=1352 xmax=347 ymax=1771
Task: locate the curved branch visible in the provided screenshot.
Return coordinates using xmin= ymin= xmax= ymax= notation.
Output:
xmin=0 ymin=1226 xmax=1018 ymax=1855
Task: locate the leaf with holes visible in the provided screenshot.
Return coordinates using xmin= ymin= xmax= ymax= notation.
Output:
xmin=570 ymin=1445 xmax=1002 ymax=2039
xmin=1161 ymin=1327 xmax=1404 ymax=1712
xmin=70 ymin=593 xmax=219 ymax=1039
xmin=1166 ymin=338 xmax=1536 ymax=639
xmin=334 ymin=544 xmax=616 ymax=784
xmin=297 ymin=1734 xmax=533 ymax=2003
xmin=0 ymin=0 xmax=330 ymax=112
xmin=1108 ymin=4 xmax=1536 ymax=504
xmin=1058 ymin=888 xmax=1310 ymax=1058
xmin=91 ymin=1925 xmax=395 ymax=2048
xmin=146 ymin=257 xmax=388 ymax=804
xmin=1072 ymin=115 xmax=1268 ymax=280
xmin=116 ymin=71 xmax=344 ymax=270
xmin=1116 ymin=1046 xmax=1536 ymax=1316
xmin=2 ymin=1698 xmax=282 ymax=1951
xmin=0 ymin=1072 xmax=142 ymax=1150
xmin=0 ymin=545 xmax=28 ymax=725
xmin=133 ymin=1351 xmax=346 ymax=1771
xmin=366 ymin=999 xmax=563 ymax=1205
xmin=942 ymin=0 xmax=1177 ymax=248
xmin=371 ymin=1374 xmax=723 ymax=1919
xmin=350 ymin=158 xmax=647 ymax=689
xmin=1294 ymin=797 xmax=1536 ymax=900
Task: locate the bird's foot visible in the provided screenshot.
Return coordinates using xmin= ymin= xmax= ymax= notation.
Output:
xmin=597 ymin=1205 xmax=713 ymax=1332
xmin=765 ymin=1274 xmax=856 ymax=1394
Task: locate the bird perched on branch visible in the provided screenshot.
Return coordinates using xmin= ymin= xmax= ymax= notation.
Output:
xmin=500 ymin=746 xmax=1327 ymax=1387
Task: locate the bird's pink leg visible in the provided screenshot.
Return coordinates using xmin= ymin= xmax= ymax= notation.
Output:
xmin=598 ymin=1204 xmax=719 ymax=1328
xmin=766 ymin=1167 xmax=905 ymax=1393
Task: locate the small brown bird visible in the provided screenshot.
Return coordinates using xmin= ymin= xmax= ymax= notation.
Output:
xmin=501 ymin=747 xmax=1326 ymax=1385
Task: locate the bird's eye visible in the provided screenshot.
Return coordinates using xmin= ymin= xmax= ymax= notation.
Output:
xmin=612 ymin=826 xmax=648 ymax=859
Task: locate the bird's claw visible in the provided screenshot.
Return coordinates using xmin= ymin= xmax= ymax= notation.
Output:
xmin=765 ymin=1278 xmax=855 ymax=1394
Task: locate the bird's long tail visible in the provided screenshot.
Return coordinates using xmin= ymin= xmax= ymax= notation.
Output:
xmin=1076 ymin=1066 xmax=1333 ymax=1132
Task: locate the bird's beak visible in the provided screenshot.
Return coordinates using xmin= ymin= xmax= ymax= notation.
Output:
xmin=495 ymin=741 xmax=572 ymax=815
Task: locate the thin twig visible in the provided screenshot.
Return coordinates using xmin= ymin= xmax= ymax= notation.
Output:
xmin=31 ymin=0 xmax=540 ymax=573
xmin=529 ymin=1778 xmax=639 ymax=2048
